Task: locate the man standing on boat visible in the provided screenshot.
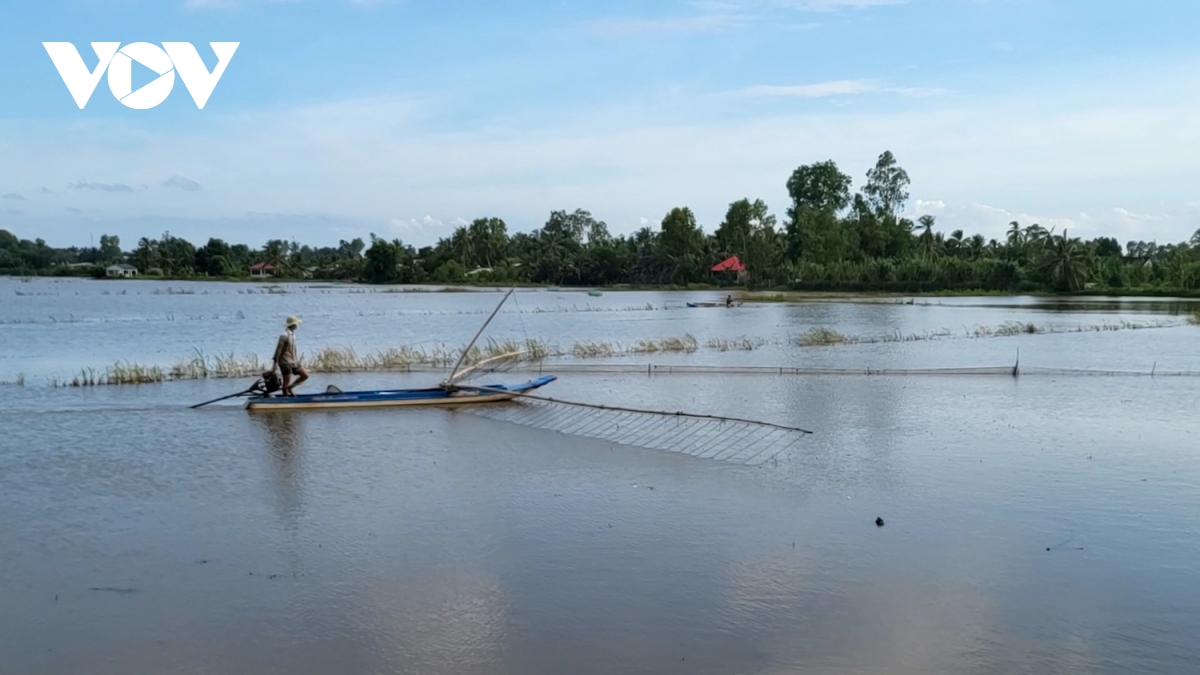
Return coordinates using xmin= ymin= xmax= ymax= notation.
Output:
xmin=272 ymin=316 xmax=308 ymax=397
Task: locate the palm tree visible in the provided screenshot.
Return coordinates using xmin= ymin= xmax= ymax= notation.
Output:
xmin=916 ymin=214 xmax=937 ymax=259
xmin=968 ymin=234 xmax=986 ymax=260
xmin=1035 ymin=229 xmax=1090 ymax=291
xmin=945 ymin=230 xmax=965 ymax=257
xmin=1006 ymin=221 xmax=1023 ymax=248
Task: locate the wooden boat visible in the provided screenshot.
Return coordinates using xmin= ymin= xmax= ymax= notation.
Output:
xmin=687 ymin=301 xmax=743 ymax=308
xmin=246 ymin=375 xmax=556 ymax=411
xmin=180 ymin=290 xmax=557 ymax=413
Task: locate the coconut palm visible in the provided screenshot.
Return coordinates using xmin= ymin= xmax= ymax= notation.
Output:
xmin=1006 ymin=221 xmax=1023 ymax=248
xmin=1035 ymin=230 xmax=1090 ymax=291
xmin=916 ymin=215 xmax=937 ymax=259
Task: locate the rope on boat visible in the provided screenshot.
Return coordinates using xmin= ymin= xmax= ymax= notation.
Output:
xmin=462 ymin=384 xmax=813 ymax=465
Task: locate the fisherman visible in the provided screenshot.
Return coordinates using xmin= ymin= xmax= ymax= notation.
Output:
xmin=272 ymin=316 xmax=309 ymax=397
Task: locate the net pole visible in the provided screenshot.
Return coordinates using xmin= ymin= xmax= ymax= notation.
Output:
xmin=444 ymin=288 xmax=514 ymax=385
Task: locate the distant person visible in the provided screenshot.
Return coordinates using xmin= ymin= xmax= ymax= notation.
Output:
xmin=725 ymin=295 xmax=734 ymax=308
xmin=272 ymin=316 xmax=308 ymax=396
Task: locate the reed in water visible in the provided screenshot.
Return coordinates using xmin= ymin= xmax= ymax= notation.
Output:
xmin=43 ymin=318 xmax=1185 ymax=387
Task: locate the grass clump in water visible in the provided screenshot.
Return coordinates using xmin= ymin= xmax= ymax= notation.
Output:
xmin=572 ymin=341 xmax=616 ymax=358
xmin=1191 ymin=312 xmax=1200 ymax=325
xmin=795 ymin=327 xmax=847 ymax=346
xmin=62 ymin=362 xmax=166 ymax=386
xmin=974 ymin=322 xmax=1038 ymax=337
xmin=105 ymin=362 xmax=165 ymax=385
xmin=706 ymin=337 xmax=765 ymax=351
xmin=630 ymin=334 xmax=699 ymax=354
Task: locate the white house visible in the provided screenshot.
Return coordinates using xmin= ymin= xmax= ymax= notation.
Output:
xmin=106 ymin=264 xmax=138 ymax=278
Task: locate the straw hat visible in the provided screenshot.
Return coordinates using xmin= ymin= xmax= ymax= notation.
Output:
xmin=285 ymin=316 xmax=302 ymax=327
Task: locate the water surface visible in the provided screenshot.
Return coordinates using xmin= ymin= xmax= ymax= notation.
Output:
xmin=1 ymin=278 xmax=1198 ymax=674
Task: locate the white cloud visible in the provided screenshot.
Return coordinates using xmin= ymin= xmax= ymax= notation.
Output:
xmin=185 ymin=0 xmax=237 ymax=8
xmin=582 ymin=13 xmax=751 ymax=36
xmin=737 ymin=80 xmax=879 ymax=98
xmin=732 ymin=80 xmax=948 ymax=98
xmin=913 ymin=199 xmax=945 ymax=215
xmin=583 ymin=0 xmax=902 ymax=36
xmin=69 ymin=180 xmax=135 ymax=193
xmin=163 ymin=175 xmax=202 ymax=192
xmin=887 ymin=86 xmax=950 ymax=98
xmin=774 ymin=0 xmax=908 ymax=9
xmin=388 ymin=215 xmax=463 ymax=233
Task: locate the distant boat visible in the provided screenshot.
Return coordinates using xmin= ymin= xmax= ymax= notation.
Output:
xmin=588 ymin=289 xmax=603 ymax=297
xmin=687 ymin=301 xmax=742 ymax=308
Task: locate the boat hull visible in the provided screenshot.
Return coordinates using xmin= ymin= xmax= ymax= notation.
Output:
xmin=246 ymin=375 xmax=556 ymax=411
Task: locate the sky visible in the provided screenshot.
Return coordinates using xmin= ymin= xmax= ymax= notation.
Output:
xmin=1 ymin=0 xmax=1199 ymax=250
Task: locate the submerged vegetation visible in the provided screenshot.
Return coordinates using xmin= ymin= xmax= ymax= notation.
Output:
xmin=0 ymin=373 xmax=26 ymax=386
xmin=37 ymin=318 xmax=1185 ymax=387
xmin=7 ymin=151 xmax=1200 ymax=296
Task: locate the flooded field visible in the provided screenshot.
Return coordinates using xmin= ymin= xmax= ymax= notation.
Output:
xmin=2 ymin=277 xmax=1199 ymax=674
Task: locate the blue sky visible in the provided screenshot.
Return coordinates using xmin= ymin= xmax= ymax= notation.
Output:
xmin=1 ymin=0 xmax=1199 ymax=249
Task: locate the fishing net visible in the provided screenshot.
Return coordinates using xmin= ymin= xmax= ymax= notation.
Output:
xmin=464 ymin=389 xmax=811 ymax=465
xmin=430 ymin=361 xmax=1200 ymax=378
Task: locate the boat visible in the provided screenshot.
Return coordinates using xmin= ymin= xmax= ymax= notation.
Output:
xmin=246 ymin=375 xmax=556 ymax=411
xmin=186 ymin=288 xmax=557 ymax=413
xmin=588 ymin=289 xmax=603 ymax=297
xmin=687 ymin=301 xmax=742 ymax=308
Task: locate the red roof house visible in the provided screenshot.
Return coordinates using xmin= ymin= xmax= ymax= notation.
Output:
xmin=711 ymin=255 xmax=746 ymax=272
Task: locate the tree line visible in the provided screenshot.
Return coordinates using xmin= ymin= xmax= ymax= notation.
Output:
xmin=4 ymin=150 xmax=1200 ymax=293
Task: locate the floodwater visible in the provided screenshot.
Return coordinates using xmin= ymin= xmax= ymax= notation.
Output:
xmin=2 ymin=277 xmax=1199 ymax=674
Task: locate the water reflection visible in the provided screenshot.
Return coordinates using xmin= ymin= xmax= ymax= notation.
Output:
xmin=251 ymin=411 xmax=306 ymax=531
xmin=950 ymin=297 xmax=1200 ymax=315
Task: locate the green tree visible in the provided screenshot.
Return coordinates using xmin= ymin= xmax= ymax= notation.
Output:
xmin=362 ymin=235 xmax=416 ymax=284
xmin=1035 ymin=230 xmax=1090 ymax=291
xmin=98 ymin=235 xmax=122 ymax=262
xmin=196 ymin=238 xmax=233 ymax=276
xmin=784 ymin=161 xmax=855 ymax=262
xmin=786 ymin=160 xmax=852 ymax=215
xmin=716 ymin=198 xmax=779 ymax=286
xmin=862 ymin=150 xmax=910 ymax=217
xmin=659 ymin=207 xmax=704 ymax=284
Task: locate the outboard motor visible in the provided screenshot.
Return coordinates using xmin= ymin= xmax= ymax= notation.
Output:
xmin=261 ymin=371 xmax=282 ymax=395
xmin=249 ymin=371 xmax=283 ymax=397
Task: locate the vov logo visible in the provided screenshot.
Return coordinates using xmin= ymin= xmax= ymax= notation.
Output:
xmin=43 ymin=42 xmax=239 ymax=110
